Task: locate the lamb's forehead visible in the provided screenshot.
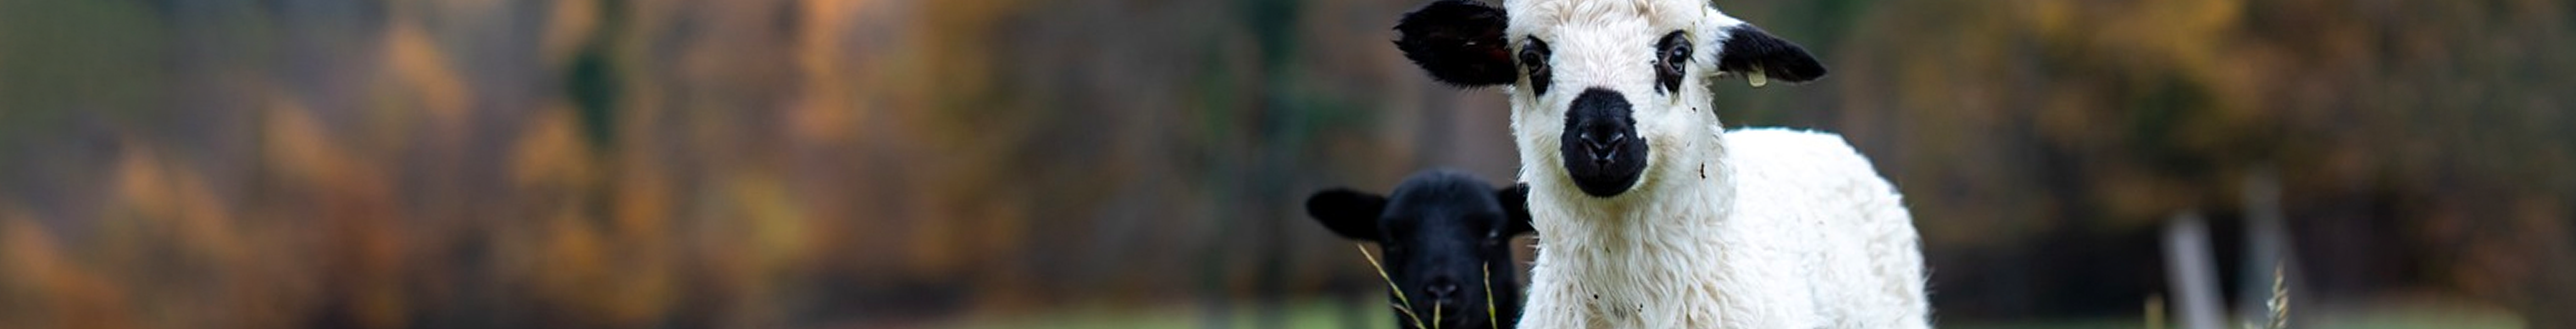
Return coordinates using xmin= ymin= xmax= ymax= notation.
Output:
xmin=1503 ymin=0 xmax=1727 ymax=36
xmin=1387 ymin=172 xmax=1501 ymax=211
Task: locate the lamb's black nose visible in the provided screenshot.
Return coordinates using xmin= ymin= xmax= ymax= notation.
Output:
xmin=1573 ymin=90 xmax=1632 ymax=164
xmin=1582 ymin=130 xmax=1624 ymax=161
xmin=1425 ymin=279 xmax=1461 ymax=301
xmin=1560 ymin=88 xmax=1647 ymax=197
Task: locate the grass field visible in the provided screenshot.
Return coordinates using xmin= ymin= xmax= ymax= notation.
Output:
xmin=929 ymin=297 xmax=2524 ymax=329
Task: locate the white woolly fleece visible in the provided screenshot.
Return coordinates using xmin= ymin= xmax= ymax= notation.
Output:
xmin=1498 ymin=1 xmax=1931 ymax=328
xmin=1514 ymin=128 xmax=1931 ymax=329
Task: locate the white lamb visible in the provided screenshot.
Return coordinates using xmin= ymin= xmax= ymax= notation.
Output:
xmin=1389 ymin=0 xmax=1931 ymax=328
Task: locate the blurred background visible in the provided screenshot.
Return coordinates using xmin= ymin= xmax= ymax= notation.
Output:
xmin=1 ymin=0 xmax=2570 ymax=328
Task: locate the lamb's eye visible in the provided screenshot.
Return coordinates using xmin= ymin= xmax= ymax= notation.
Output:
xmin=1654 ymin=31 xmax=1691 ymax=93
xmin=1520 ymin=37 xmax=1553 ymax=96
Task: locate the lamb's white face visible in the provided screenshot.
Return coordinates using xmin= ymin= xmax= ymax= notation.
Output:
xmin=1506 ymin=0 xmax=1724 ymax=197
xmin=1394 ymin=0 xmax=1826 ymax=198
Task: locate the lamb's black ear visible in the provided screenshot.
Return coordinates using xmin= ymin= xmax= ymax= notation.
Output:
xmin=1306 ymin=188 xmax=1389 ymax=241
xmin=1496 ymin=183 xmax=1533 ymax=236
xmin=1396 ymin=0 xmax=1515 ymax=87
xmin=1714 ymin=24 xmax=1828 ymax=84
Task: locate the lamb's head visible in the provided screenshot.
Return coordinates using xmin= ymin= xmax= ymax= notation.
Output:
xmin=1396 ymin=0 xmax=1824 ymax=198
xmin=1307 ymin=170 xmax=1534 ymax=329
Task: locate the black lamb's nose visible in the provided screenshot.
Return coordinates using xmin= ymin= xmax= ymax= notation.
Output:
xmin=1426 ymin=280 xmax=1461 ymax=300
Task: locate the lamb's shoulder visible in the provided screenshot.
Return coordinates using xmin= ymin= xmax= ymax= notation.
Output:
xmin=1718 ymin=127 xmax=1928 ymax=328
xmin=1696 ymin=128 xmax=1863 ymax=324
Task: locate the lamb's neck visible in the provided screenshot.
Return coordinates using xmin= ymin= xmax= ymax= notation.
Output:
xmin=1523 ymin=139 xmax=1736 ymax=327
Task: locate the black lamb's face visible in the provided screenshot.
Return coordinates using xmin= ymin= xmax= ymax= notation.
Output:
xmin=1394 ymin=0 xmax=1827 ymax=198
xmin=1307 ymin=173 xmax=1533 ymax=329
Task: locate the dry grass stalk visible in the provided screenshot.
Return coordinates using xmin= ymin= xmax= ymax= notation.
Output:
xmin=2147 ymin=293 xmax=2165 ymax=329
xmin=2267 ymin=263 xmax=2288 ymax=329
xmin=1485 ymin=265 xmax=1497 ymax=329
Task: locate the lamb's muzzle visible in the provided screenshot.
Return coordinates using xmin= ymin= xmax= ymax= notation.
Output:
xmin=1561 ymin=88 xmax=1646 ymax=197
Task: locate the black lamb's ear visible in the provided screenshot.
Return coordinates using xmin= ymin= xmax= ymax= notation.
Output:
xmin=1306 ymin=188 xmax=1390 ymax=241
xmin=1715 ymin=23 xmax=1828 ymax=84
xmin=1395 ymin=0 xmax=1515 ymax=87
xmin=1497 ymin=182 xmax=1533 ymax=236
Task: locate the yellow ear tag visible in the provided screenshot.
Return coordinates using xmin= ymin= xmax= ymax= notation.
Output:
xmin=1747 ymin=70 xmax=1770 ymax=88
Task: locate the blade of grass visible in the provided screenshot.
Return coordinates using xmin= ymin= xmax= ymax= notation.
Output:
xmin=1485 ymin=264 xmax=1497 ymax=329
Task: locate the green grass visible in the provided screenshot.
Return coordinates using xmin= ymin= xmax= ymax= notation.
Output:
xmin=943 ymin=302 xmax=2521 ymax=329
xmin=1944 ymin=309 xmax=2521 ymax=329
xmin=2309 ymin=305 xmax=2523 ymax=329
